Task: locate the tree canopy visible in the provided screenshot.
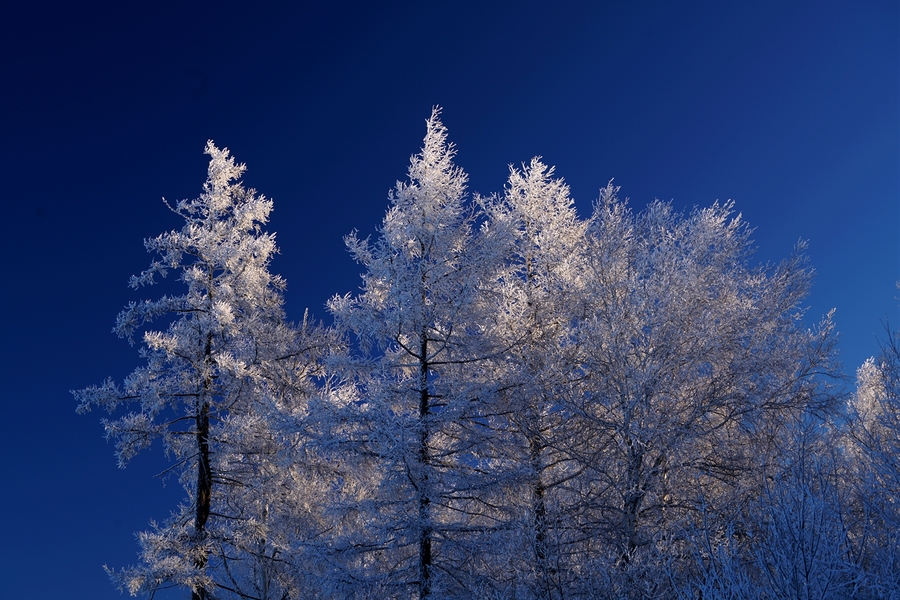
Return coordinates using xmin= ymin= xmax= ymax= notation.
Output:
xmin=76 ymin=112 xmax=897 ymax=599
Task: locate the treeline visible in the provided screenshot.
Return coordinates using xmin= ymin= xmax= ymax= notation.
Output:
xmin=76 ymin=110 xmax=900 ymax=599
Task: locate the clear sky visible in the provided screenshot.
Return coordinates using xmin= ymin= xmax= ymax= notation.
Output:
xmin=0 ymin=1 xmax=896 ymax=597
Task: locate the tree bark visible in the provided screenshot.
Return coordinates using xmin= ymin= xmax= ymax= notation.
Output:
xmin=530 ymin=434 xmax=552 ymax=598
xmin=622 ymin=436 xmax=644 ymax=562
xmin=193 ymin=334 xmax=213 ymax=600
xmin=418 ymin=332 xmax=431 ymax=599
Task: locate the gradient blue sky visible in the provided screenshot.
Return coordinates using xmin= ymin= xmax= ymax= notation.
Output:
xmin=0 ymin=1 xmax=897 ymax=597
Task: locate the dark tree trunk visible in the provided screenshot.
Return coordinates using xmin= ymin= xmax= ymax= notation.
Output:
xmin=622 ymin=437 xmax=644 ymax=563
xmin=193 ymin=334 xmax=214 ymax=600
xmin=530 ymin=434 xmax=552 ymax=598
xmin=192 ymin=397 xmax=211 ymax=600
xmin=418 ymin=332 xmax=431 ymax=599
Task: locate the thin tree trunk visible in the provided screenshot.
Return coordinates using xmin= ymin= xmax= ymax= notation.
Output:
xmin=193 ymin=398 xmax=211 ymax=600
xmin=530 ymin=434 xmax=552 ymax=598
xmin=193 ymin=334 xmax=213 ymax=600
xmin=622 ymin=436 xmax=644 ymax=563
xmin=418 ymin=332 xmax=431 ymax=599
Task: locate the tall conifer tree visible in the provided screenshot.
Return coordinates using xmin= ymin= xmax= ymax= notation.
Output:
xmin=75 ymin=143 xmax=314 ymax=599
xmin=329 ymin=108 xmax=499 ymax=598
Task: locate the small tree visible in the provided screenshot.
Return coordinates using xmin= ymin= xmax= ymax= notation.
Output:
xmin=846 ymin=316 xmax=900 ymax=596
xmin=74 ymin=142 xmax=320 ymax=599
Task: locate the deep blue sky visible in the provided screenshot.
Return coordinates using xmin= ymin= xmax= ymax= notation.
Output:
xmin=1 ymin=1 xmax=896 ymax=598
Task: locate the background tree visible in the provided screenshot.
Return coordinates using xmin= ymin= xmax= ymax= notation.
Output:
xmin=478 ymin=159 xmax=588 ymax=598
xmin=670 ymin=417 xmax=855 ymax=600
xmin=845 ymin=315 xmax=900 ymax=596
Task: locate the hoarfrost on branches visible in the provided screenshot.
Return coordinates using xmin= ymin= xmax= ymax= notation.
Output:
xmin=76 ymin=112 xmax=898 ymax=599
xmin=74 ymin=142 xmax=334 ymax=600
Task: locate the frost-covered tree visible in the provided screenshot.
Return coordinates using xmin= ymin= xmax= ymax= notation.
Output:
xmin=753 ymin=419 xmax=854 ymax=599
xmin=566 ymin=191 xmax=841 ymax=592
xmin=671 ymin=423 xmax=855 ymax=600
xmin=845 ymin=316 xmax=900 ymax=596
xmin=479 ymin=159 xmax=588 ymax=598
xmin=328 ymin=108 xmax=502 ymax=598
xmin=74 ymin=143 xmax=329 ymax=600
